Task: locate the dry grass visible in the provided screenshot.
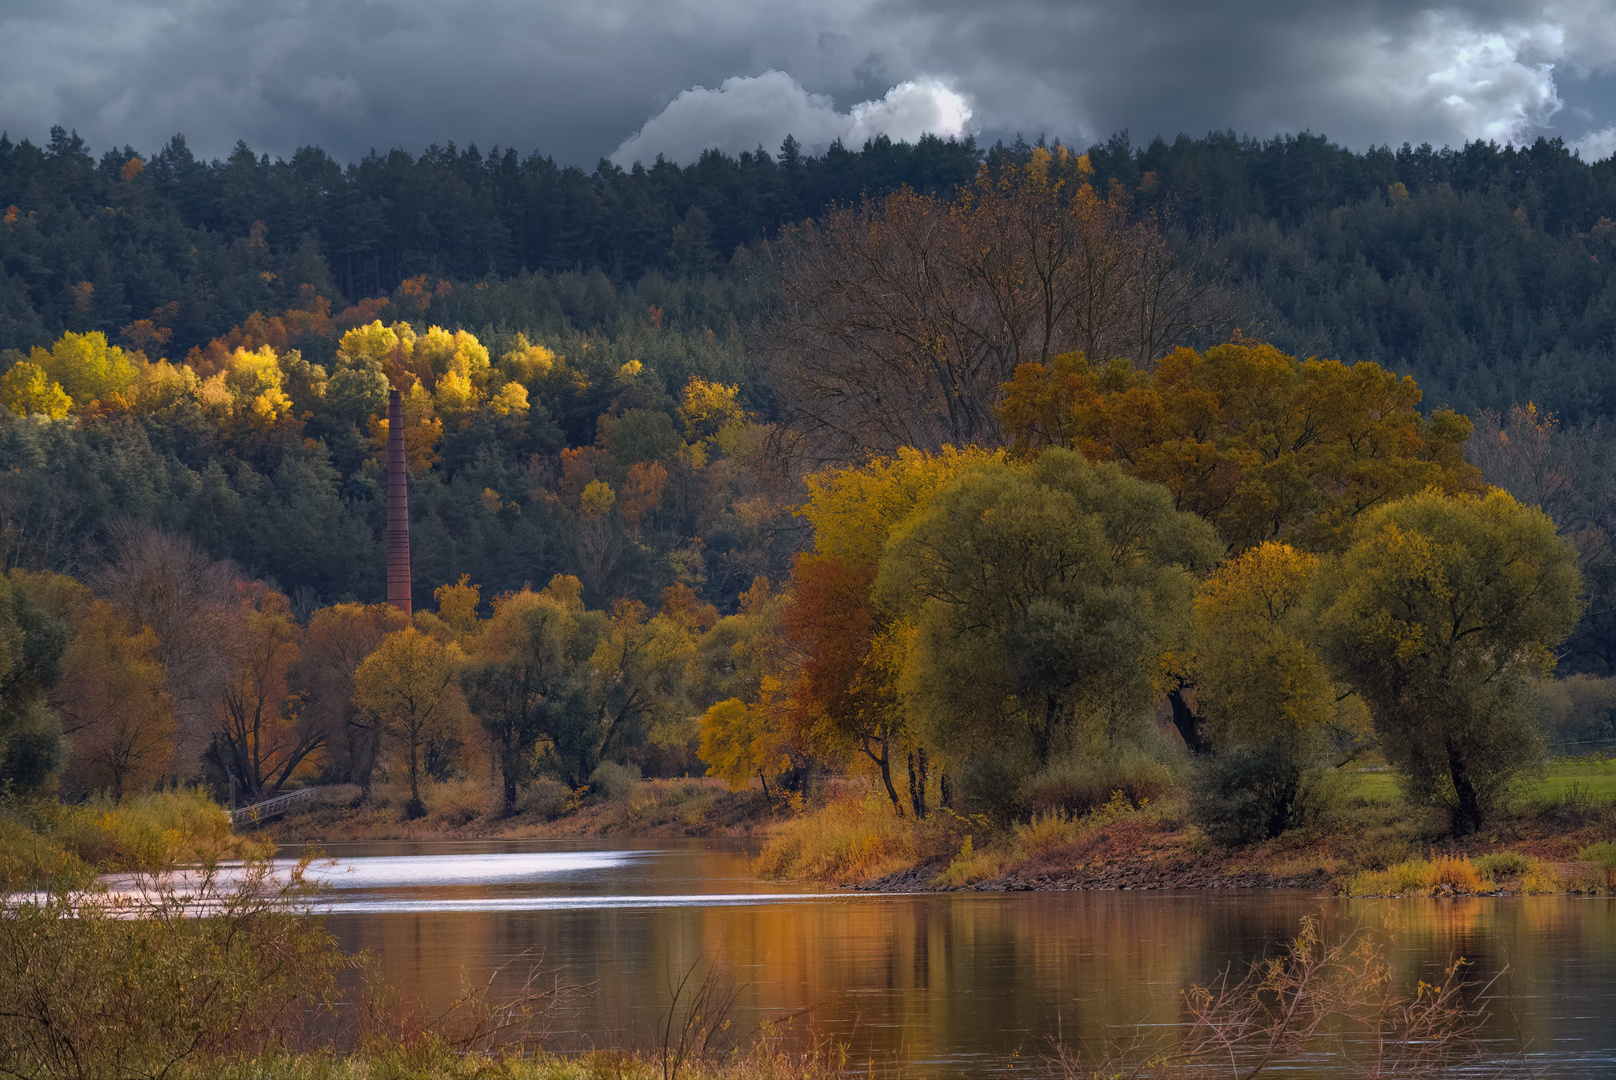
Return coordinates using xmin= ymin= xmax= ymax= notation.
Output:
xmin=178 ymin=1045 xmax=860 ymax=1080
xmin=755 ymin=791 xmax=953 ymax=885
xmin=1347 ymin=855 xmax=1494 ymax=897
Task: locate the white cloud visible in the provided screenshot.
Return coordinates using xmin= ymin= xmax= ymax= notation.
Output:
xmin=610 ymin=71 xmax=972 ymax=166
xmin=4 ymin=0 xmax=1616 ymax=166
xmin=1577 ymin=124 xmax=1616 ymax=159
xmin=1407 ymin=18 xmax=1564 ymax=143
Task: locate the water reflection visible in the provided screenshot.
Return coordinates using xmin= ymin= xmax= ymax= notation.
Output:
xmin=296 ymin=840 xmax=1616 ymax=1077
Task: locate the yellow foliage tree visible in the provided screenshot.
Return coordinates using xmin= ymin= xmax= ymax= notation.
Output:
xmin=434 ymin=574 xmax=482 ymax=640
xmin=699 ymin=693 xmax=793 ymax=795
xmin=1000 ymin=340 xmax=1481 ymax=553
xmin=55 ymin=600 xmax=175 ymax=799
xmin=29 ymin=331 xmax=138 ymax=408
xmin=353 ymin=626 xmax=467 ymax=817
xmin=0 ymin=362 xmax=72 ymax=419
xmin=500 ymin=334 xmax=556 ymax=384
xmin=801 ymin=445 xmax=1001 ymax=571
xmin=198 ymin=345 xmax=294 ymax=427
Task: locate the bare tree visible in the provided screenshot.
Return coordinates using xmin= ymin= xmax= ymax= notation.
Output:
xmin=94 ymin=525 xmax=238 ymax=779
xmin=754 ymin=154 xmax=1228 ymax=463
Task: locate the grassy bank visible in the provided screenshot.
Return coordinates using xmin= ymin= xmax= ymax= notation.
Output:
xmin=759 ymin=757 xmax=1616 ymax=895
xmin=265 ymin=778 xmax=784 ymax=844
xmin=0 ymin=787 xmax=266 ymax=888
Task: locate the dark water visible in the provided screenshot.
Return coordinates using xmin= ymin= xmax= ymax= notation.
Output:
xmin=289 ymin=839 xmax=1616 ymax=1077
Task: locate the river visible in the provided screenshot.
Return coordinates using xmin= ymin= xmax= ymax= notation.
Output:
xmin=288 ymin=838 xmax=1616 ymax=1077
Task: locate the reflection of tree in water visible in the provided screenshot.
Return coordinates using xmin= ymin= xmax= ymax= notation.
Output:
xmin=323 ymin=853 xmax=1603 ymax=1073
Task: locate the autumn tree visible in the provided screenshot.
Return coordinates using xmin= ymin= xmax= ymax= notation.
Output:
xmin=293 ymin=602 xmax=409 ymax=797
xmin=1002 ymin=339 xmax=1482 ymax=752
xmin=698 ymin=696 xmax=793 ymax=796
xmin=56 ymin=600 xmax=175 ymax=799
xmin=785 ymin=555 xmax=913 ymax=814
xmin=460 ymin=577 xmax=589 ymax=811
xmin=0 ymin=363 xmax=71 ymax=419
xmin=95 ymin=527 xmax=237 ymax=778
xmin=207 ymin=583 xmax=321 ymax=803
xmin=353 ymin=626 xmax=467 ymax=818
xmin=1187 ymin=543 xmax=1364 ymax=841
xmin=758 ymin=150 xmax=1225 ymax=461
xmin=876 ymin=449 xmax=1221 ymax=817
xmin=1316 ymin=490 xmax=1582 ymax=833
xmin=783 ymin=447 xmax=1001 ymax=813
xmin=1000 ymin=339 xmax=1481 ymax=554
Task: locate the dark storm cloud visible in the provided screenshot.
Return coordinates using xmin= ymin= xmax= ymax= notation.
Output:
xmin=2 ymin=0 xmax=1614 ymax=166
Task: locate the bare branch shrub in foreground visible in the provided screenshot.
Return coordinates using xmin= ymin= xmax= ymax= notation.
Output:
xmin=1051 ymin=915 xmax=1519 ymax=1080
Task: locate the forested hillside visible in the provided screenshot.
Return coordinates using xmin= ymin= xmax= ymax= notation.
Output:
xmin=6 ymin=127 xmax=1616 ymax=417
xmin=2 ymin=126 xmax=1615 ymax=831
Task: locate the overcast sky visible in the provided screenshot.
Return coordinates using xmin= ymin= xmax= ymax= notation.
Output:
xmin=4 ymin=0 xmax=1616 ymax=168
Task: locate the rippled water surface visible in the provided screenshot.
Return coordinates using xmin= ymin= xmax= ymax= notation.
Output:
xmin=289 ymin=839 xmax=1616 ymax=1077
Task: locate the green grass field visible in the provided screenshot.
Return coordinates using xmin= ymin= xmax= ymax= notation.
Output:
xmin=1342 ymin=757 xmax=1616 ymax=805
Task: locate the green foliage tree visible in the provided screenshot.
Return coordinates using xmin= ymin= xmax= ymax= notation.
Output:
xmin=1316 ymin=490 xmax=1582 ymax=833
xmin=875 ymin=449 xmax=1221 ymax=816
xmin=0 ymin=570 xmax=68 ymax=792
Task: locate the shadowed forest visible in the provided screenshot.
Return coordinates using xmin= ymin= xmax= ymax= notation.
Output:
xmin=2 ymin=126 xmax=1616 ymax=872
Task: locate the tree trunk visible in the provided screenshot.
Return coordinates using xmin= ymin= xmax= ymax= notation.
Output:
xmin=1447 ymin=742 xmax=1484 ymax=835
xmin=405 ymin=733 xmax=426 ymax=819
xmin=877 ymin=748 xmax=905 ymax=816
xmin=908 ymin=748 xmax=929 ymax=818
xmin=1168 ymin=686 xmax=1213 ymax=756
xmin=501 ymin=759 xmax=518 ymax=816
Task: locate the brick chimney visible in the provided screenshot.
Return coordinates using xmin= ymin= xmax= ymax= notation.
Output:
xmin=385 ymin=388 xmax=411 ymax=616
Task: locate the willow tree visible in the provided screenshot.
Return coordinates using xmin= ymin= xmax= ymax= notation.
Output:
xmin=1317 ymin=490 xmax=1581 ymax=834
xmin=875 ymin=449 xmax=1220 ymax=814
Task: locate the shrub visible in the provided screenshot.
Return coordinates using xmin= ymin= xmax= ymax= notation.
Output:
xmin=0 ymin=857 xmax=341 ymax=1080
xmin=1473 ymin=851 xmax=1532 ymax=877
xmin=517 ymin=778 xmax=572 ymax=821
xmin=932 ymin=834 xmax=1004 ymax=888
xmin=429 ymin=779 xmax=492 ymax=826
xmin=589 ymin=761 xmax=642 ymax=802
xmin=1189 ymin=744 xmax=1322 ymax=845
xmin=1519 ymin=860 xmax=1564 ymax=894
xmin=1577 ymin=840 xmax=1616 ymax=868
xmin=1022 ymin=751 xmax=1176 ymax=820
xmin=1 ymin=789 xmax=247 ymax=890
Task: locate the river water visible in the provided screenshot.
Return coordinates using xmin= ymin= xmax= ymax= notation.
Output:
xmin=290 ymin=838 xmax=1616 ymax=1077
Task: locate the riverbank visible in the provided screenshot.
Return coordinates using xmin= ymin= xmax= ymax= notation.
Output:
xmin=262 ymin=778 xmax=786 ymax=844
xmin=258 ymin=758 xmax=1616 ymax=897
xmin=762 ymin=768 xmax=1616 ymax=896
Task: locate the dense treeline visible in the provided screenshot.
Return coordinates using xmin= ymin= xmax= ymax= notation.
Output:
xmin=1 ymin=130 xmax=1614 ymax=847
xmin=6 ymin=126 xmax=1616 ymax=420
xmin=0 ymin=127 xmax=979 ymax=355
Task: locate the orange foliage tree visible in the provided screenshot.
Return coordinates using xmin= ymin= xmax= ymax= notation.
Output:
xmin=206 ymin=583 xmax=320 ymax=802
xmin=1000 ymin=339 xmax=1482 ymax=554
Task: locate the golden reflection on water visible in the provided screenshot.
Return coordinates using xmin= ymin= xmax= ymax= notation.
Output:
xmin=316 ymin=844 xmax=1616 ymax=1075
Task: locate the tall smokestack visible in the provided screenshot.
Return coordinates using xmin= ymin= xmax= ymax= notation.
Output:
xmin=385 ymin=388 xmax=412 ymax=616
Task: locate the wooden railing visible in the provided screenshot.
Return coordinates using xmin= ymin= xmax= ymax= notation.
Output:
xmin=230 ymin=786 xmax=325 ymax=828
